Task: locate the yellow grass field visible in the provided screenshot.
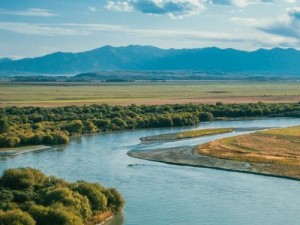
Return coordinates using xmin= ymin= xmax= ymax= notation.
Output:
xmin=196 ymin=126 xmax=300 ymax=178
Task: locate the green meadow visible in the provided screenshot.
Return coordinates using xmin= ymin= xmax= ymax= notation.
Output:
xmin=0 ymin=81 xmax=299 ymax=107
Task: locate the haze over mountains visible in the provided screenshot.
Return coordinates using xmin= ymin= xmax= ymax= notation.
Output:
xmin=1 ymin=45 xmax=300 ymax=76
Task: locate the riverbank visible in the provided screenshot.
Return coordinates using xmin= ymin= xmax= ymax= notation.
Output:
xmin=0 ymin=145 xmax=51 ymax=156
xmin=128 ymin=146 xmax=300 ymax=180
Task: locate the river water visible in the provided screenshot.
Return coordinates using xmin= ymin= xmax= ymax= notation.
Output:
xmin=1 ymin=118 xmax=300 ymax=225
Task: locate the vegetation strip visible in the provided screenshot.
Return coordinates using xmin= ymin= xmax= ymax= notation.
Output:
xmin=140 ymin=128 xmax=233 ymax=143
xmin=129 ymin=126 xmax=300 ymax=180
xmin=0 ymin=102 xmax=299 ymax=149
xmin=0 ymin=168 xmax=124 ymax=225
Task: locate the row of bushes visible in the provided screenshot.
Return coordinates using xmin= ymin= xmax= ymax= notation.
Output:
xmin=0 ymin=102 xmax=299 ymax=148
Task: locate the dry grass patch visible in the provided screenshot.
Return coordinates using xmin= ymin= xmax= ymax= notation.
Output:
xmin=197 ymin=126 xmax=300 ymax=165
xmin=196 ymin=126 xmax=300 ymax=179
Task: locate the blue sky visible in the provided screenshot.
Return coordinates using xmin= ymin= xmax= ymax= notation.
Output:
xmin=0 ymin=0 xmax=299 ymax=58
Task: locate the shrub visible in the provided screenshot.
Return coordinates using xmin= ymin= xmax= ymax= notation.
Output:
xmin=1 ymin=168 xmax=46 ymax=190
xmin=199 ymin=112 xmax=214 ymax=121
xmin=0 ymin=209 xmax=36 ymax=225
xmin=71 ymin=181 xmax=107 ymax=212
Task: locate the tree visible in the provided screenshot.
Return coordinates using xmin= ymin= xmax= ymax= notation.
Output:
xmin=111 ymin=118 xmax=126 ymax=129
xmin=1 ymin=168 xmax=46 ymax=190
xmin=104 ymin=188 xmax=125 ymax=213
xmin=83 ymin=121 xmax=98 ymax=133
xmin=52 ymin=131 xmax=69 ymax=145
xmin=94 ymin=119 xmax=111 ymax=131
xmin=5 ymin=136 xmax=21 ymax=147
xmin=40 ymin=187 xmax=92 ymax=220
xmin=0 ymin=209 xmax=36 ymax=225
xmin=0 ymin=190 xmax=13 ymax=211
xmin=63 ymin=120 xmax=83 ymax=135
xmin=71 ymin=181 xmax=107 ymax=212
xmin=199 ymin=112 xmax=214 ymax=121
xmin=45 ymin=206 xmax=84 ymax=225
xmin=0 ymin=117 xmax=9 ymax=133
xmin=158 ymin=115 xmax=173 ymax=127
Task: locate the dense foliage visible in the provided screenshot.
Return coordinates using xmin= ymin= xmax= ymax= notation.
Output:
xmin=0 ymin=168 xmax=124 ymax=225
xmin=0 ymin=102 xmax=299 ymax=148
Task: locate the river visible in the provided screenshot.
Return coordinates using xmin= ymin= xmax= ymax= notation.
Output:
xmin=1 ymin=117 xmax=300 ymax=225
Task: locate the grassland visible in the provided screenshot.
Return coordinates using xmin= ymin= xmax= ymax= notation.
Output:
xmin=196 ymin=126 xmax=300 ymax=179
xmin=140 ymin=128 xmax=233 ymax=143
xmin=0 ymin=81 xmax=299 ymax=107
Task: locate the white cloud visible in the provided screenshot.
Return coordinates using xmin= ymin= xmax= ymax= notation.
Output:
xmin=208 ymin=0 xmax=247 ymax=7
xmin=0 ymin=22 xmax=90 ymax=36
xmin=58 ymin=22 xmax=300 ymax=48
xmin=0 ymin=21 xmax=250 ymax=42
xmin=106 ymin=1 xmax=134 ymax=12
xmin=1 ymin=20 xmax=298 ymax=53
xmin=105 ymin=0 xmax=273 ymax=18
xmin=231 ymin=7 xmax=300 ymax=47
xmin=208 ymin=0 xmax=273 ymax=7
xmin=0 ymin=8 xmax=57 ymax=17
xmin=0 ymin=22 xmax=134 ymax=36
xmin=230 ymin=16 xmax=272 ymax=27
xmin=106 ymin=0 xmax=206 ymax=18
xmin=256 ymin=7 xmax=300 ymax=40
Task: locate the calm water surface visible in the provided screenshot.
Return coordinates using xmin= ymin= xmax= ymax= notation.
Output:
xmin=1 ymin=118 xmax=300 ymax=225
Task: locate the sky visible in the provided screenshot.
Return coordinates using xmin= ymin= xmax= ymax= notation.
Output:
xmin=0 ymin=0 xmax=300 ymax=58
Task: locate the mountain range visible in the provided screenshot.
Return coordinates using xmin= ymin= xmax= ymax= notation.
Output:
xmin=1 ymin=45 xmax=300 ymax=76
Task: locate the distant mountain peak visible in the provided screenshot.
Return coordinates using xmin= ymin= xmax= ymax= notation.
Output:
xmin=0 ymin=45 xmax=300 ymax=76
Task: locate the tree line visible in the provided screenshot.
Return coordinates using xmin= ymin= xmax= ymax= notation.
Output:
xmin=0 ymin=102 xmax=299 ymax=148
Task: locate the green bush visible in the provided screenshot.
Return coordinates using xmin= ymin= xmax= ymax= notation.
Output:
xmin=46 ymin=206 xmax=83 ymax=225
xmin=71 ymin=181 xmax=107 ymax=212
xmin=0 ymin=117 xmax=9 ymax=133
xmin=199 ymin=112 xmax=214 ymax=121
xmin=1 ymin=168 xmax=46 ymax=190
xmin=0 ymin=209 xmax=36 ymax=225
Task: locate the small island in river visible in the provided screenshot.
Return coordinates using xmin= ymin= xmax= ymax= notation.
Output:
xmin=140 ymin=128 xmax=233 ymax=143
xmin=129 ymin=126 xmax=300 ymax=180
